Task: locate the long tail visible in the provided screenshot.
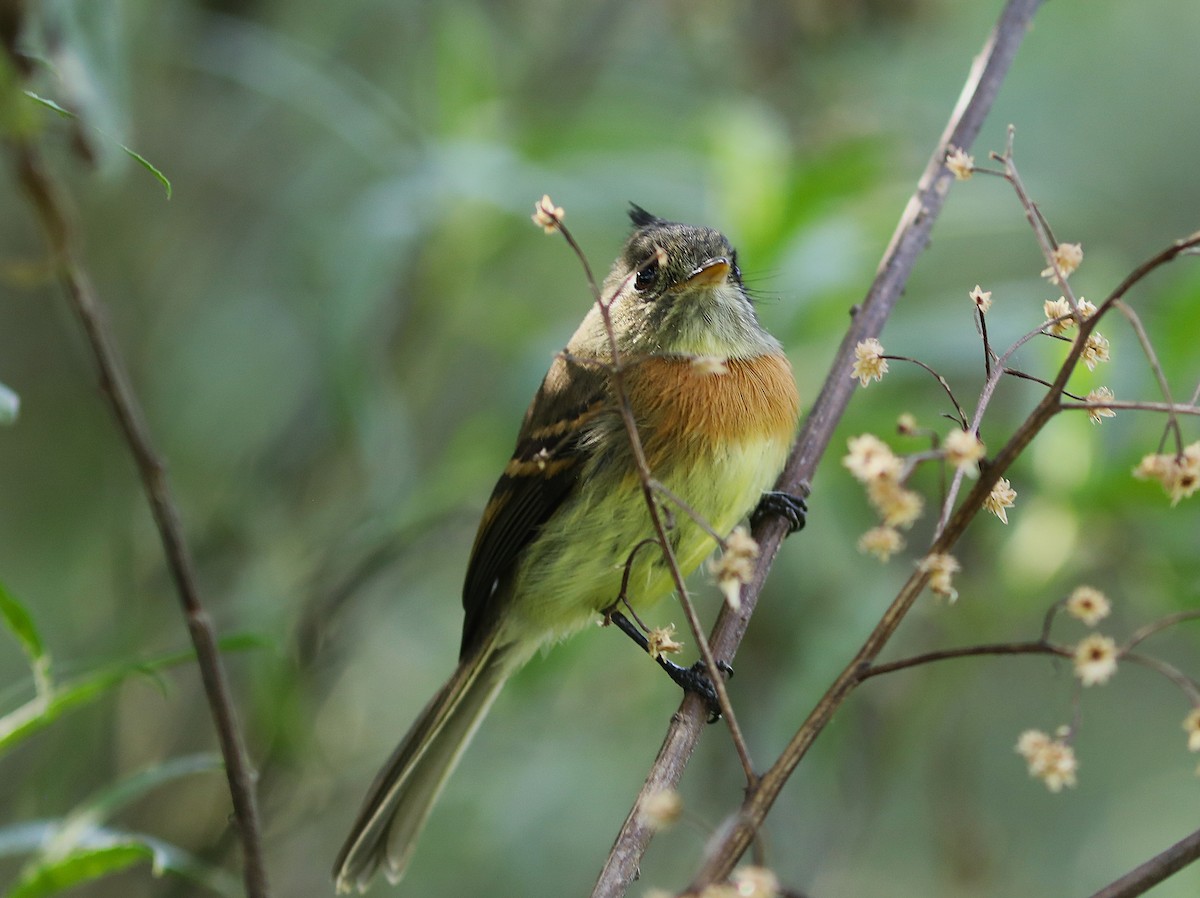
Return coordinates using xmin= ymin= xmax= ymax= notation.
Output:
xmin=333 ymin=637 xmax=511 ymax=893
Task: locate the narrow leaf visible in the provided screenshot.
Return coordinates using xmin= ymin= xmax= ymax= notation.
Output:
xmin=0 ymin=581 xmax=50 ymax=695
xmin=23 ymin=91 xmax=172 ymax=198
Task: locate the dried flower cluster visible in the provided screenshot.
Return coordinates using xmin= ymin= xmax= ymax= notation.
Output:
xmin=1073 ymin=633 xmax=1119 ymax=686
xmin=850 ymin=337 xmax=888 ymax=387
xmin=531 ymin=194 xmax=564 ymax=233
xmin=945 ymin=146 xmax=974 ymax=181
xmin=918 ymin=552 xmax=961 ymax=603
xmin=1041 ymin=242 xmax=1084 ymax=283
xmin=944 ymin=428 xmax=986 ymax=478
xmin=645 ymin=624 xmax=684 ymax=661
xmin=1084 ymin=386 xmax=1116 ymax=424
xmin=638 ymin=788 xmax=683 ymax=830
xmin=710 ymin=527 xmax=759 ymax=610
xmin=1065 ymin=586 xmax=1111 ymax=626
xmin=1016 ymin=729 xmax=1078 ymax=792
xmin=1133 ymin=442 xmax=1200 ymax=505
xmin=983 ymin=477 xmax=1017 ymax=524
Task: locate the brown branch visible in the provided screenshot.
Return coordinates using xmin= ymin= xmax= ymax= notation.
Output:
xmin=1087 ymin=826 xmax=1200 ymax=898
xmin=1123 ymin=609 xmax=1200 ymax=652
xmin=858 ymin=640 xmax=1070 ymax=680
xmin=11 ymin=143 xmax=269 ymax=897
xmin=885 ymin=355 xmax=968 ymax=429
xmin=590 ymin=2 xmax=1047 ymax=895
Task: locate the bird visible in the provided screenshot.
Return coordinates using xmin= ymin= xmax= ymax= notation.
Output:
xmin=333 ymin=203 xmax=802 ymax=892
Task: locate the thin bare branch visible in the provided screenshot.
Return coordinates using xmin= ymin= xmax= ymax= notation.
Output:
xmin=1087 ymin=825 xmax=1200 ymax=898
xmin=1113 ymin=299 xmax=1183 ymax=452
xmin=885 ymin=355 xmax=968 ymax=429
xmin=1124 ymin=609 xmax=1200 ymax=652
xmin=859 ymin=639 xmax=1070 ymax=680
xmin=11 ymin=144 xmax=269 ymax=897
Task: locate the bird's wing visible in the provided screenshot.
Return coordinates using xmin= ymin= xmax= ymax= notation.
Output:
xmin=459 ymin=354 xmax=610 ymax=657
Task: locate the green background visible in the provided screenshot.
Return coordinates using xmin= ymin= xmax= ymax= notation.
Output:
xmin=2 ymin=0 xmax=1199 ymax=895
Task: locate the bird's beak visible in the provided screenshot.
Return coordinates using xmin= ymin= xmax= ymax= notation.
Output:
xmin=677 ymin=258 xmax=730 ymax=290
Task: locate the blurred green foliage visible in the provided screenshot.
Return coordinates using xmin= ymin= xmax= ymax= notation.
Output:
xmin=2 ymin=0 xmax=1200 ymax=895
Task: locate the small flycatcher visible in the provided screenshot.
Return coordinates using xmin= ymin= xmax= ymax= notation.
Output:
xmin=334 ymin=204 xmax=800 ymax=891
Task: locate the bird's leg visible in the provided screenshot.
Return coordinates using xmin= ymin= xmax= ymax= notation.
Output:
xmin=605 ymin=609 xmax=731 ymax=722
xmin=752 ymin=484 xmax=809 ymax=534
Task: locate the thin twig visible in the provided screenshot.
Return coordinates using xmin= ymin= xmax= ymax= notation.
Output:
xmin=858 ymin=639 xmax=1070 ymax=681
xmin=1061 ymin=400 xmax=1200 ymax=417
xmin=1123 ymin=609 xmax=1200 ymax=652
xmin=1113 ymin=299 xmax=1183 ymax=453
xmin=11 ymin=146 xmax=269 ymax=895
xmin=885 ymin=355 xmax=968 ymax=429
xmin=994 ymin=127 xmax=1081 ymax=311
xmin=1120 ymin=652 xmax=1200 ymax=704
xmin=592 ymin=3 xmax=1048 ymax=895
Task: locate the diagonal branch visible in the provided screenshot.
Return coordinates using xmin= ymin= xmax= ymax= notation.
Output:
xmin=1087 ymin=826 xmax=1200 ymax=898
xmin=590 ymin=1 xmax=1046 ymax=894
xmin=11 ymin=143 xmax=269 ymax=898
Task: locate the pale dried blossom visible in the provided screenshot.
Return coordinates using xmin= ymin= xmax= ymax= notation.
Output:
xmin=531 ymin=194 xmax=563 ymax=233
xmin=850 ymin=338 xmax=889 ymax=387
xmin=730 ymin=866 xmax=780 ymax=898
xmin=1085 ymin=387 xmax=1117 ymax=424
xmin=1065 ymin=586 xmax=1111 ymax=626
xmin=857 ymin=526 xmax=905 ymax=562
xmin=1016 ymin=729 xmax=1078 ymax=792
xmin=843 ymin=434 xmax=903 ymax=484
xmin=896 ymin=413 xmax=918 ymax=436
xmin=710 ymin=527 xmax=759 ymax=610
xmin=918 ymin=552 xmax=960 ymax=603
xmin=1079 ymin=332 xmax=1111 ymax=370
xmin=1043 ymin=296 xmax=1076 ymax=336
xmin=983 ymin=477 xmax=1017 ymax=524
xmin=1184 ymin=709 xmax=1200 ymax=753
xmin=1073 ymin=633 xmax=1119 ymax=686
xmin=1041 ymin=242 xmax=1083 ymax=282
xmin=868 ymin=479 xmax=924 ymax=528
xmin=645 ymin=624 xmax=684 ymax=660
xmin=691 ymin=355 xmax=729 ymax=376
xmin=969 ymin=284 xmax=992 ymax=313
xmin=944 ymin=428 xmax=986 ymax=477
xmin=945 ymin=146 xmax=974 ymax=180
xmin=1133 ymin=442 xmax=1200 ymax=505
xmin=638 ymin=789 xmax=683 ymax=830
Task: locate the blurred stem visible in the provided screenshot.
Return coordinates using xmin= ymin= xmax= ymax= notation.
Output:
xmin=10 ymin=142 xmax=270 ymax=898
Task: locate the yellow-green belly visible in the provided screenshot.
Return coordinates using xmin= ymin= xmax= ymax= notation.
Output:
xmin=499 ymin=430 xmax=791 ymax=654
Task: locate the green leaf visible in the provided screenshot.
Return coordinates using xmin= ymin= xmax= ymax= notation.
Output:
xmin=23 ymin=91 xmax=172 ymax=198
xmin=7 ymin=842 xmax=148 ymax=897
xmin=58 ymin=754 xmax=223 ymax=838
xmin=0 ymin=581 xmax=50 ymax=696
xmin=0 ymin=634 xmax=263 ymax=756
xmin=22 ymin=92 xmax=71 ymax=118
xmin=0 ymin=822 xmax=241 ymax=898
xmin=0 ymin=381 xmax=18 ymax=425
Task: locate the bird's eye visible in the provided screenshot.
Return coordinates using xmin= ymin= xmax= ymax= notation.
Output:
xmin=634 ymin=261 xmax=658 ymax=292
xmin=731 ymin=251 xmax=742 ymax=283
